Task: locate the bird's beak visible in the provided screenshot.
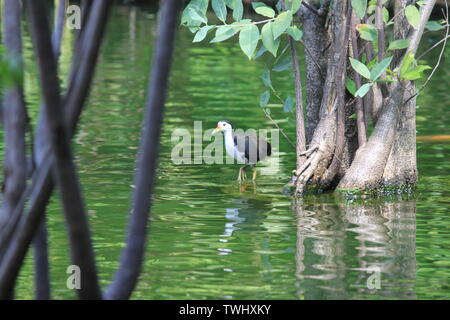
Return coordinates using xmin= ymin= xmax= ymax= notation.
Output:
xmin=213 ymin=126 xmax=220 ymax=134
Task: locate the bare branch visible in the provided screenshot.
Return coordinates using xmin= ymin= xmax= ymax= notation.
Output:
xmin=375 ymin=0 xmax=386 ymax=61
xmin=26 ymin=0 xmax=102 ymax=299
xmin=289 ymin=38 xmax=307 ymax=168
xmin=105 ymin=0 xmax=181 ymax=300
xmin=1 ymin=0 xmax=28 ymax=226
xmin=350 ymin=12 xmax=367 ymax=147
xmin=407 ymin=0 xmax=437 ymax=55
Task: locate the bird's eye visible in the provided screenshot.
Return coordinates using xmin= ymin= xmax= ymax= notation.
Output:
xmin=223 ymin=123 xmax=226 ymax=126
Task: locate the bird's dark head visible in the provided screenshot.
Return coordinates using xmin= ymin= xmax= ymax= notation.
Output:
xmin=213 ymin=120 xmax=233 ymax=133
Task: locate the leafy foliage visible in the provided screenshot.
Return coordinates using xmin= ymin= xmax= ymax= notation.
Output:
xmin=399 ymin=52 xmax=432 ymax=80
xmin=349 ymin=56 xmax=393 ymax=98
xmin=405 ymin=5 xmax=421 ymax=29
xmin=182 ymin=0 xmax=299 ymax=60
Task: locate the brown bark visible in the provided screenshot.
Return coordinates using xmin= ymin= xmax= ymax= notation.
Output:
xmin=338 ymin=82 xmax=405 ymax=190
xmin=298 ymin=5 xmax=329 ymax=144
xmin=293 ymin=0 xmax=350 ymax=194
xmin=289 ymin=37 xmax=307 ymax=168
xmin=338 ymin=0 xmax=436 ymax=192
xmin=383 ymin=0 xmax=417 ymax=188
xmin=350 ymin=13 xmax=367 ymax=147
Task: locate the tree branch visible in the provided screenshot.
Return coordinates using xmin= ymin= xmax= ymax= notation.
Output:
xmin=289 ymin=37 xmax=307 ymax=168
xmin=350 ymin=12 xmax=367 ymax=147
xmin=1 ymin=0 xmax=28 ymax=227
xmin=26 ymin=0 xmax=102 ymax=300
xmin=0 ymin=0 xmax=112 ymax=299
xmin=406 ymin=0 xmax=437 ymax=55
xmin=104 ymin=0 xmax=181 ymax=300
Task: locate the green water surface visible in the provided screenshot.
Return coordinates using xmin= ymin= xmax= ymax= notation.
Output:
xmin=4 ymin=5 xmax=449 ymax=299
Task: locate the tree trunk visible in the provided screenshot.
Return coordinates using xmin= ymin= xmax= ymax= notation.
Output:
xmin=338 ymin=0 xmax=435 ymax=193
xmin=291 ymin=0 xmax=436 ymax=195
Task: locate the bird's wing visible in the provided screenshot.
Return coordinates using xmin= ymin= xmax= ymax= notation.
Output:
xmin=233 ymin=132 xmax=264 ymax=163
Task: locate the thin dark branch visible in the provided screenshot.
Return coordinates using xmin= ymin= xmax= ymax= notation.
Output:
xmin=0 ymin=0 xmax=112 ymax=299
xmin=280 ymin=0 xmax=306 ymax=165
xmin=405 ymin=3 xmax=449 ymax=105
xmin=301 ymin=0 xmax=331 ymax=17
xmin=32 ymin=0 xmax=68 ymax=300
xmin=375 ymin=0 xmax=386 ymax=61
xmin=26 ymin=0 xmax=101 ymax=299
xmin=1 ymin=0 xmax=28 ymax=226
xmin=289 ymin=37 xmax=307 ymax=167
xmin=301 ymin=1 xmax=320 ymax=16
xmin=32 ymin=221 xmax=50 ymax=300
xmin=105 ymin=0 xmax=181 ymax=300
xmin=417 ymin=34 xmax=450 ymax=60
xmin=0 ymin=162 xmax=53 ymax=299
xmin=52 ymin=0 xmax=67 ymax=59
xmin=351 ymin=12 xmax=367 ymax=146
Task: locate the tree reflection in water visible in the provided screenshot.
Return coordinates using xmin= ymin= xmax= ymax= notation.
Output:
xmin=293 ymin=198 xmax=416 ymax=299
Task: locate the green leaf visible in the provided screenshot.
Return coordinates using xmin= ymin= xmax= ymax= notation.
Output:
xmin=260 ymin=90 xmax=270 ymax=107
xmin=349 ymin=57 xmax=371 ymax=80
xmin=188 ymin=7 xmax=208 ymax=24
xmin=348 ymin=113 xmax=357 ymax=119
xmin=383 ymin=7 xmax=389 ymax=23
xmin=370 ymin=56 xmax=393 ymax=81
xmin=356 ymin=24 xmax=378 ymax=41
xmin=272 ymin=56 xmax=292 ymax=72
xmin=261 ymin=22 xmax=280 ymax=57
xmin=231 ymin=0 xmax=244 ymax=21
xmin=181 ymin=0 xmax=209 ymax=26
xmin=355 ymin=83 xmax=372 ymax=98
xmin=426 ymin=20 xmax=445 ymax=31
xmin=345 ymin=78 xmax=357 ymax=96
xmin=261 ymin=69 xmax=272 ymax=87
xmin=351 ymin=0 xmax=368 ymax=19
xmin=286 ymin=0 xmax=302 ymax=14
xmin=272 ymin=11 xmax=292 ymax=40
xmin=388 ymin=39 xmax=410 ymax=50
xmin=251 ymin=2 xmax=274 ymax=16
xmin=193 ymin=25 xmax=213 ymax=42
xmin=284 ymin=95 xmax=294 ymax=112
xmin=400 ymin=52 xmax=415 ymax=77
xmin=405 ymin=5 xmax=420 ymax=29
xmin=212 ymin=0 xmax=228 ymax=22
xmin=252 ymin=2 xmax=276 ymax=18
xmin=239 ymin=24 xmax=260 ymax=59
xmin=401 ymin=71 xmax=422 ymax=80
xmin=210 ymin=25 xmax=238 ymax=43
xmin=401 ymin=65 xmax=431 ymax=80
xmin=287 ymin=26 xmax=303 ymax=41
xmin=255 ymin=45 xmax=268 ymax=59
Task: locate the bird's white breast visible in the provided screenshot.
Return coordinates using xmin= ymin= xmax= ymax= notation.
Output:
xmin=224 ymin=131 xmax=246 ymax=163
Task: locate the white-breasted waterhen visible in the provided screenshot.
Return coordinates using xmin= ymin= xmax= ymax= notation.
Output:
xmin=213 ymin=120 xmax=271 ymax=182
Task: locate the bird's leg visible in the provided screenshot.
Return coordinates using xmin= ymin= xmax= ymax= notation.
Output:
xmin=242 ymin=166 xmax=247 ymax=181
xmin=252 ymin=166 xmax=257 ymax=181
xmin=238 ymin=165 xmax=248 ymax=183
